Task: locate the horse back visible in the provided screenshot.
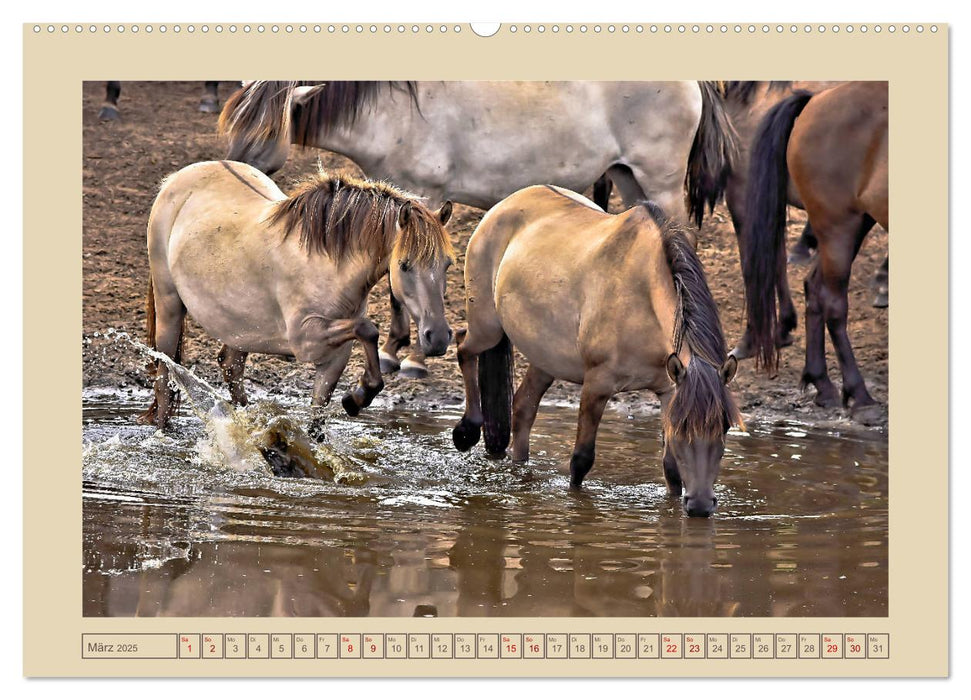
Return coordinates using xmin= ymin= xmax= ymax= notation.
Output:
xmin=471 ymin=188 xmax=679 ymax=389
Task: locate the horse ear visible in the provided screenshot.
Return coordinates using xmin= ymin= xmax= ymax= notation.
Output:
xmin=720 ymin=355 xmax=738 ymax=385
xmin=666 ymin=353 xmax=686 ymax=386
xmin=398 ymin=201 xmax=413 ymax=228
xmin=437 ymin=200 xmax=453 ymax=225
xmin=291 ymin=85 xmax=316 ymax=106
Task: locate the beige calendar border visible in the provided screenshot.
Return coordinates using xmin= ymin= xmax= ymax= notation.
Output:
xmin=23 ymin=23 xmax=948 ymax=677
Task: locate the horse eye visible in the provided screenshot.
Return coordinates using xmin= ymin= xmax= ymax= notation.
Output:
xmin=445 ymin=257 xmax=454 ymax=269
xmin=399 ymin=260 xmax=411 ymax=272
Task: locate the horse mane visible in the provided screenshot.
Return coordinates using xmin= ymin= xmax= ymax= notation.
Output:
xmin=292 ymin=81 xmax=420 ymax=146
xmin=265 ymin=169 xmax=453 ymax=266
xmin=641 ymin=202 xmax=742 ymax=439
xmin=722 ymin=81 xmax=793 ymax=105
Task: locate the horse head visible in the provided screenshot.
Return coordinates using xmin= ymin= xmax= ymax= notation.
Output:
xmin=389 ymin=200 xmax=455 ymax=357
xmin=663 ymin=353 xmax=740 ymax=517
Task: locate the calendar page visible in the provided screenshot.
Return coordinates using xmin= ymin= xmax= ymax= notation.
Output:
xmin=22 ymin=21 xmax=947 ymax=677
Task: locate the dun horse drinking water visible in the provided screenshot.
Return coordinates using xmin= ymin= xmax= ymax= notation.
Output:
xmin=139 ymin=160 xmax=454 ymax=430
xmin=452 ymin=186 xmax=742 ymax=517
xmin=741 ymin=81 xmax=888 ymax=422
xmin=219 ymin=80 xmax=737 ymax=379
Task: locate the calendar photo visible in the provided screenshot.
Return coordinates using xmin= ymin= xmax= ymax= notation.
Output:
xmin=80 ymin=78 xmax=889 ymax=618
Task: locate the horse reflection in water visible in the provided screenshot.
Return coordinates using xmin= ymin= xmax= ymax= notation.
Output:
xmin=87 ymin=542 xmax=375 ymax=617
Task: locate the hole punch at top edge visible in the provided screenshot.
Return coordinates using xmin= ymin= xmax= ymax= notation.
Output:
xmin=470 ymin=23 xmax=501 ymax=37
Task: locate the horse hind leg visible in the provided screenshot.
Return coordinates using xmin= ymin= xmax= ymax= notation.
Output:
xmin=99 ymin=81 xmax=121 ymax=121
xmin=511 ymin=364 xmax=554 ymax=462
xmin=800 ymin=262 xmax=839 ymax=408
xmin=198 ymin=81 xmax=220 ymax=113
xmin=452 ymin=323 xmax=506 ymax=452
xmin=217 ymin=345 xmax=249 ymax=406
xmin=139 ymin=282 xmax=187 ymax=429
xmin=569 ymin=370 xmax=613 ymax=489
xmin=788 ymin=220 xmax=818 ymax=265
xmin=819 ymin=215 xmax=879 ymax=420
xmin=872 ymin=255 xmax=889 ymax=308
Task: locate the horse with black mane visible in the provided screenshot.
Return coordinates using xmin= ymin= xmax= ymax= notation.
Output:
xmin=740 ymin=81 xmax=887 ymax=422
xmin=453 ymin=186 xmax=741 ymax=517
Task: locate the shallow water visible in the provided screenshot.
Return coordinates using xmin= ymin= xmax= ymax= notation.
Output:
xmin=82 ymin=391 xmax=887 ymax=617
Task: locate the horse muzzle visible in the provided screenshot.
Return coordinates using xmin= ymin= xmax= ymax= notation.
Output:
xmin=683 ymin=494 xmax=717 ymax=518
xmin=419 ymin=324 xmax=453 ymax=357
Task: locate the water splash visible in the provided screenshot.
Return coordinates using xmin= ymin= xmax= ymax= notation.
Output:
xmin=104 ymin=329 xmax=365 ymax=483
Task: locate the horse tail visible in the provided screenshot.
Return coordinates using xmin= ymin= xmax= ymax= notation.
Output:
xmin=742 ymin=90 xmax=813 ymax=372
xmin=219 ymin=81 xmax=302 ymax=173
xmin=479 ymin=333 xmax=513 ymax=456
xmin=686 ymin=81 xmax=739 ymax=228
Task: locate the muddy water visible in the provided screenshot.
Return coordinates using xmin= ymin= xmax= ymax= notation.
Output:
xmin=82 ymin=393 xmax=887 ymax=617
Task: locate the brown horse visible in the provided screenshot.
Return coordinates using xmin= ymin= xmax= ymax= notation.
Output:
xmin=139 ymin=160 xmax=454 ymax=430
xmin=593 ymin=81 xmax=886 ymax=356
xmin=741 ymin=81 xmax=887 ymax=421
xmin=452 ymin=186 xmax=741 ymax=517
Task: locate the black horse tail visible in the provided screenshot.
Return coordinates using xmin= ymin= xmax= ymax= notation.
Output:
xmin=685 ymin=81 xmax=739 ymax=228
xmin=742 ymin=90 xmax=813 ymax=372
xmin=479 ymin=334 xmax=513 ymax=456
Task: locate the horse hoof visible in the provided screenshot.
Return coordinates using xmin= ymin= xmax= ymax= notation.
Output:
xmin=341 ymin=392 xmax=362 ymax=417
xmin=851 ymin=402 xmax=885 ymax=426
xmin=788 ymin=245 xmax=814 ymax=266
xmin=872 ymin=291 xmax=889 ymax=308
xmin=776 ymin=332 xmax=795 ymax=349
xmin=813 ymin=392 xmax=840 ymax=409
xmin=399 ymin=358 xmax=428 ymax=380
xmin=729 ymin=342 xmax=755 ymax=361
xmin=452 ymin=418 xmax=481 ymax=452
xmin=378 ymin=350 xmax=400 ymax=375
xmin=98 ymin=105 xmax=120 ymax=121
xmin=198 ymin=99 xmax=220 ymax=113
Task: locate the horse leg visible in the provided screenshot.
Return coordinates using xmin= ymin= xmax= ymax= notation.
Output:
xmin=378 ymin=279 xmax=424 ymax=376
xmin=147 ymin=289 xmax=186 ymax=429
xmin=569 ymin=371 xmax=612 ymax=489
xmin=307 ymin=344 xmax=353 ymax=441
xmin=510 ymin=364 xmax=555 ymax=462
xmin=339 ymin=319 xmax=385 ymax=416
xmin=872 ymin=254 xmax=889 ymax=308
xmin=800 ymin=262 xmax=839 ymax=408
xmin=217 ymin=345 xmax=248 ymax=406
xmin=198 ymin=81 xmax=220 ymax=113
xmin=99 ymin=81 xmax=121 ymax=121
xmin=788 ymin=221 xmax=817 ymax=265
xmin=453 ymin=324 xmax=505 ymax=451
xmin=819 ymin=216 xmax=877 ymax=416
xmin=775 ymin=230 xmax=798 ymax=348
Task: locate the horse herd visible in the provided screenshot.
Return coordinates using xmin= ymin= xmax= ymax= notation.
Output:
xmin=128 ymin=80 xmax=889 ymax=517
